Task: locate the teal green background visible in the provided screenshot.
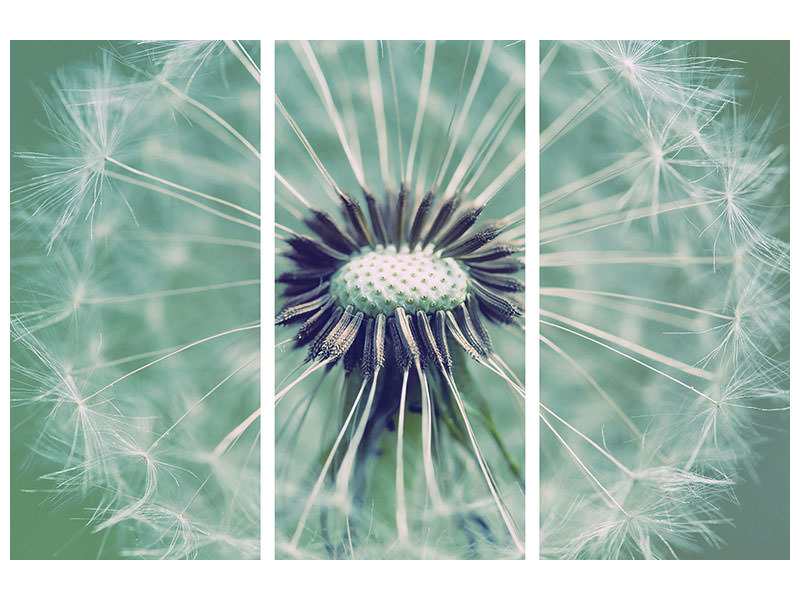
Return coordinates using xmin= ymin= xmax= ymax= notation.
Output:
xmin=11 ymin=41 xmax=112 ymax=559
xmin=11 ymin=39 xmax=263 ymax=560
xmin=693 ymin=40 xmax=790 ymax=560
xmin=10 ymin=39 xmax=788 ymax=561
xmin=11 ymin=41 xmax=114 ymax=149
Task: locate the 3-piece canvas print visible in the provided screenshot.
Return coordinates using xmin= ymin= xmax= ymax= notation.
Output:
xmin=9 ymin=40 xmax=789 ymax=560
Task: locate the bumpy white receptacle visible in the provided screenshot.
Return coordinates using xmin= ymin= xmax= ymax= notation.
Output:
xmin=330 ymin=246 xmax=468 ymax=317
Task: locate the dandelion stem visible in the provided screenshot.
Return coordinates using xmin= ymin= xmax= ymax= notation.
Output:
xmin=334 ymin=370 xmax=380 ymax=501
xmin=434 ymin=41 xmax=493 ymax=191
xmin=365 ymin=41 xmax=394 ymax=191
xmin=541 ymin=308 xmax=714 ymax=379
xmin=444 ymin=371 xmax=524 ymax=554
xmin=385 ymin=42 xmax=406 ymax=184
xmin=444 ymin=77 xmax=521 ymax=198
xmin=472 ymin=150 xmax=525 ymax=208
xmin=129 ymin=232 xmax=259 ymax=249
xmin=148 ymin=358 xmax=255 ymax=454
xmin=275 ymin=171 xmax=312 ymax=209
xmin=540 ymin=402 xmax=634 ymax=477
xmin=541 ymin=319 xmax=717 ymax=403
xmin=540 ymin=75 xmax=620 ymax=152
xmin=418 ymin=363 xmax=444 ymax=510
xmin=542 ymin=288 xmax=732 ymax=320
xmin=85 ymin=279 xmax=259 ymax=305
xmin=395 ymin=369 xmax=410 ymax=544
xmin=540 ymin=410 xmax=629 ymax=515
xmin=539 ymin=42 xmax=560 ymax=79
xmin=460 ymin=95 xmax=525 ymax=198
xmin=106 ymin=157 xmax=260 ymax=220
xmin=82 ymin=323 xmax=259 ymax=403
xmin=540 ymin=251 xmax=732 ymax=267
xmin=288 ymin=377 xmax=369 ymax=552
xmin=224 ymin=40 xmax=260 ymax=84
xmin=274 ymin=359 xmax=331 ymax=405
xmin=212 ymin=406 xmax=262 ymax=459
xmin=405 ymin=41 xmax=435 ymax=186
xmin=105 ymin=171 xmax=260 ymax=231
xmin=540 ymin=151 xmax=648 ymax=208
xmin=540 ymin=197 xmax=718 ymax=246
xmin=159 ymin=78 xmax=260 ymax=160
xmin=540 ymin=333 xmax=644 ymax=440
xmin=276 ymin=95 xmax=349 ymax=200
xmin=293 ymin=41 xmax=367 ymax=190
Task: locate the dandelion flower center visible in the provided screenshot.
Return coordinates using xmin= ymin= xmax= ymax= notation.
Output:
xmin=330 ymin=246 xmax=468 ymax=316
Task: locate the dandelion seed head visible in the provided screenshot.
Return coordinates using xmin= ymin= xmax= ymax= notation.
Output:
xmin=276 ymin=40 xmax=525 ymax=559
xmin=541 ymin=40 xmax=787 ymax=559
xmin=330 ymin=246 xmax=467 ymax=316
xmin=12 ymin=40 xmax=260 ymax=558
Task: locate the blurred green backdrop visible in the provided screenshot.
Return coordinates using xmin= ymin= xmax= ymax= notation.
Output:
xmin=10 ymin=41 xmax=112 ymax=559
xmin=12 ymin=39 xmax=263 ymax=560
xmin=690 ymin=40 xmax=790 ymax=561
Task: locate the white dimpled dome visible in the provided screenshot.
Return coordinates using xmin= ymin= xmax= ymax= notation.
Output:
xmin=330 ymin=247 xmax=468 ymax=317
